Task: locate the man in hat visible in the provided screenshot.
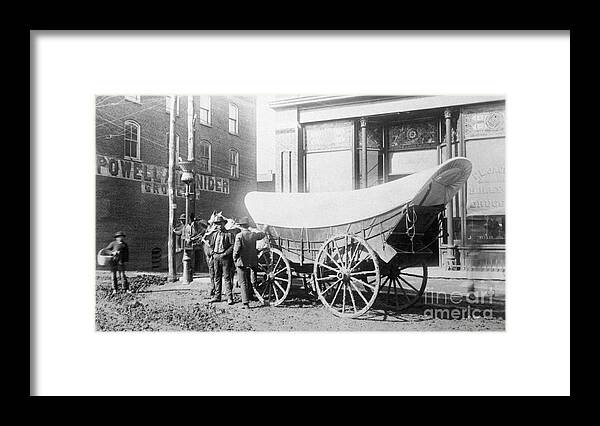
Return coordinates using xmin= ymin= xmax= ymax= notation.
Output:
xmin=104 ymin=231 xmax=130 ymax=294
xmin=190 ymin=217 xmax=216 ymax=295
xmin=233 ymin=217 xmax=268 ymax=309
xmin=173 ymin=213 xmax=188 ymax=253
xmin=209 ymin=214 xmax=236 ymax=304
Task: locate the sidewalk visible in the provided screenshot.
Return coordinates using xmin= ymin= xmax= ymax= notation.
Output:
xmin=148 ymin=272 xmax=504 ymax=302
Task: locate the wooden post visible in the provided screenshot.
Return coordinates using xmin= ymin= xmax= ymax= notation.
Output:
xmin=280 ymin=151 xmax=284 ymax=192
xmin=288 ymin=150 xmax=292 ymax=192
xmin=167 ymin=95 xmax=177 ymax=282
xmin=444 ymin=108 xmax=455 ymax=265
xmin=360 ymin=117 xmax=368 ymax=188
xmin=187 ymin=96 xmax=195 ymax=218
xmin=458 ymin=111 xmax=467 ymax=247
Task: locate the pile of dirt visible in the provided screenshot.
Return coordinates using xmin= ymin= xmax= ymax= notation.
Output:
xmin=128 ymin=274 xmax=168 ymax=292
xmin=95 ymin=293 xmax=239 ymax=331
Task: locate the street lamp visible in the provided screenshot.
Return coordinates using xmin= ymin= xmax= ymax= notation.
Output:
xmin=179 ymin=160 xmax=195 ymax=284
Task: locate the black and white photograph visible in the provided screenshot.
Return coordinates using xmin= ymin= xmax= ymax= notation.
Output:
xmin=32 ymin=31 xmax=570 ymax=396
xmin=95 ymin=94 xmax=506 ymax=331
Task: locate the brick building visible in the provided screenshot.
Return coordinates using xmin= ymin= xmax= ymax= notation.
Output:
xmin=96 ymin=95 xmax=257 ymax=271
xmin=270 ymin=95 xmax=505 ymax=279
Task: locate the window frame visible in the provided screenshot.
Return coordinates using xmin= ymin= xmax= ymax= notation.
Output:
xmin=198 ymin=96 xmax=212 ymax=126
xmin=229 ymin=148 xmax=239 ymax=179
xmin=197 ymin=140 xmax=212 ymax=173
xmin=228 ymin=103 xmax=239 ymax=135
xmin=123 ymin=120 xmax=141 ymax=160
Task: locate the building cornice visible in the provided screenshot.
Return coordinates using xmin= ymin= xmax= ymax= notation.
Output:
xmin=269 ymin=95 xmax=404 ymax=110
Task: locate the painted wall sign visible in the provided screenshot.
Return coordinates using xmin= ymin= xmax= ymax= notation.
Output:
xmin=466 ymin=138 xmax=505 ymax=216
xmin=96 ymin=154 xmax=230 ymax=196
xmin=305 ymin=120 xmax=353 ymax=152
xmin=463 ymin=108 xmax=505 ymax=139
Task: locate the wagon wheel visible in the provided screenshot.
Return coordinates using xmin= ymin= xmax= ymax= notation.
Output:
xmin=313 ymin=234 xmax=380 ymax=318
xmin=380 ymin=261 xmax=428 ymax=311
xmin=254 ymin=247 xmax=292 ymax=306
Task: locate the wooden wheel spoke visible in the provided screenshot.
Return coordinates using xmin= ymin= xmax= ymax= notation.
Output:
xmin=396 ymin=278 xmax=410 ymax=300
xmin=272 ymin=282 xmax=281 ymax=298
xmin=329 ymin=280 xmax=344 ymax=306
xmin=261 ymin=283 xmax=270 ymax=299
xmin=351 ymin=276 xmax=376 ymax=291
xmin=398 ymin=276 xmax=419 ymax=293
xmin=350 ymin=270 xmax=377 ymax=276
xmin=341 ymin=284 xmax=346 ymax=314
xmin=273 ymin=267 xmax=288 ymax=277
xmin=347 ymin=283 xmax=358 ymax=313
xmin=315 ymin=275 xmax=337 ymax=282
xmin=348 ymin=244 xmax=362 ymax=270
xmin=323 ymin=249 xmax=343 ymax=270
xmin=272 ymin=256 xmax=282 ymax=274
xmin=332 ymin=239 xmax=344 ymax=269
xmin=399 ymin=272 xmax=424 ymax=279
xmin=350 ymin=255 xmax=369 ymax=273
xmin=317 ymin=262 xmax=339 ymax=274
xmin=321 ymin=278 xmax=342 ymax=294
xmin=349 ymin=280 xmax=369 ymax=305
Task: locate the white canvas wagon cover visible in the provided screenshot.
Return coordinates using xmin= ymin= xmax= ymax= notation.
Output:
xmin=245 ymin=157 xmax=472 ymax=229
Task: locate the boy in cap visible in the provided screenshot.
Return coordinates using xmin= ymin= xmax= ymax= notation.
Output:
xmin=173 ymin=213 xmax=188 ymax=253
xmin=232 ymin=217 xmax=267 ymax=309
xmin=104 ymin=231 xmax=130 ymax=294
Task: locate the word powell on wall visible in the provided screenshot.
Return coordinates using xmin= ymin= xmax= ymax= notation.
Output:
xmin=96 ymin=155 xmax=230 ymax=196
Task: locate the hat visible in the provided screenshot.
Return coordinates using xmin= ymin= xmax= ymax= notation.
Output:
xmin=114 ymin=231 xmax=125 ymax=238
xmin=179 ymin=213 xmax=186 ymax=220
xmin=198 ymin=219 xmax=209 ymax=227
xmin=213 ymin=214 xmax=226 ymax=224
xmin=236 ymin=216 xmax=250 ymax=226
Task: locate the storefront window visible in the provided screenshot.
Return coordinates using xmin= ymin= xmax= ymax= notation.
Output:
xmin=465 ymin=137 xmax=505 ymax=244
xmin=306 ymin=150 xmax=353 ymax=192
xmin=304 ymin=120 xmax=354 ymax=192
xmin=388 ymin=149 xmax=437 ymax=179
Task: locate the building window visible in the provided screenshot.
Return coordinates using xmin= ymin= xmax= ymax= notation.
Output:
xmin=165 ymin=132 xmax=181 ymax=164
xmin=124 ymin=95 xmax=141 ymax=103
xmin=124 ymin=120 xmax=141 ymax=160
xmin=229 ymin=149 xmax=239 ymax=178
xmin=228 ymin=103 xmax=239 ymax=135
xmin=198 ymin=140 xmax=211 ymax=173
xmin=198 ymin=96 xmax=211 ymax=126
xmin=165 ymin=95 xmax=180 ymax=115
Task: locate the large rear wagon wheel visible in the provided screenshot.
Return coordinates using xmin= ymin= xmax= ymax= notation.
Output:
xmin=254 ymin=248 xmax=292 ymax=306
xmin=313 ymin=234 xmax=380 ymax=318
xmin=380 ymin=261 xmax=428 ymax=311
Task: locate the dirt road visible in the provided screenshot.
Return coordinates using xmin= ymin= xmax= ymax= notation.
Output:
xmin=96 ymin=271 xmax=505 ymax=331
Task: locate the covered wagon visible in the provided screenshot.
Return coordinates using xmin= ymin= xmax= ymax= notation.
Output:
xmin=245 ymin=157 xmax=472 ymax=318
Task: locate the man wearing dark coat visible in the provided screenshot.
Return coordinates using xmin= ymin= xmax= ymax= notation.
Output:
xmin=209 ymin=214 xmax=236 ymax=304
xmin=104 ymin=231 xmax=130 ymax=294
xmin=191 ymin=217 xmax=216 ymax=297
xmin=233 ymin=217 xmax=267 ymax=309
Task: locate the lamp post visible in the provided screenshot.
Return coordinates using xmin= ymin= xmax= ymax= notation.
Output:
xmin=179 ymin=160 xmax=195 ymax=284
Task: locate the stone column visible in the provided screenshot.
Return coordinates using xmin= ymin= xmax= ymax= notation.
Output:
xmin=360 ymin=117 xmax=368 ymax=188
xmin=444 ymin=109 xmax=456 ymax=266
